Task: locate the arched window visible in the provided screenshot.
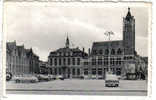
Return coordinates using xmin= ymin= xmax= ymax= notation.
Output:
xmin=99 ymin=49 xmax=103 ymax=55
xmin=117 ymin=48 xmax=122 ymax=55
xmin=92 ymin=50 xmax=97 ymax=55
xmin=111 ymin=49 xmax=115 ymax=55
xmin=105 ymin=49 xmax=109 ymax=55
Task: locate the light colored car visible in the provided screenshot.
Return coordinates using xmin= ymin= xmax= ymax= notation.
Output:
xmin=36 ymin=74 xmax=51 ymax=81
xmin=14 ymin=75 xmax=38 ymax=83
xmin=56 ymin=75 xmax=64 ymax=80
xmin=105 ymin=74 xmax=119 ymax=87
xmin=48 ymin=75 xmax=56 ymax=80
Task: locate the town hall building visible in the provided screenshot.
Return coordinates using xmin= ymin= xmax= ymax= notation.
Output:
xmin=47 ymin=8 xmax=147 ymax=79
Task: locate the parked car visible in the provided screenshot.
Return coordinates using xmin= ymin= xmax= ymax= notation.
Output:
xmin=14 ymin=75 xmax=38 ymax=83
xmin=48 ymin=75 xmax=56 ymax=80
xmin=36 ymin=74 xmax=51 ymax=82
xmin=105 ymin=74 xmax=119 ymax=87
xmin=56 ymin=75 xmax=64 ymax=80
xmin=6 ymin=72 xmax=12 ymax=81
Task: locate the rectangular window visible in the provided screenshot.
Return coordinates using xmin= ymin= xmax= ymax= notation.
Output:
xmin=118 ymin=58 xmax=122 ymax=65
xmin=54 ymin=58 xmax=57 ymax=66
xmin=54 ymin=68 xmax=57 ymax=75
xmin=59 ymin=68 xmax=61 ymax=75
xmin=59 ymin=58 xmax=62 ymax=65
xmin=98 ymin=57 xmax=102 ymax=65
xmin=84 ymin=68 xmax=88 ymax=75
xmin=77 ymin=69 xmax=80 ymax=75
xmin=92 ymin=68 xmax=96 ymax=75
xmin=92 ymin=58 xmax=96 ymax=65
xmin=72 ymin=58 xmax=75 ymax=65
xmin=68 ymin=58 xmax=71 ymax=65
xmin=63 ymin=58 xmax=66 ymax=65
xmin=98 ymin=68 xmax=102 ymax=75
xmin=72 ymin=68 xmax=75 ymax=75
xmin=77 ymin=58 xmax=80 ymax=65
xmin=84 ymin=62 xmax=88 ymax=65
xmin=104 ymin=58 xmax=108 ymax=65
xmin=50 ymin=58 xmax=53 ymax=65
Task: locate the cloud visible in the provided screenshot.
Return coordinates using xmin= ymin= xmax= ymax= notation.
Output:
xmin=4 ymin=4 xmax=149 ymax=61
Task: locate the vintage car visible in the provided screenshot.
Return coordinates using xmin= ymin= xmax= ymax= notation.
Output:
xmin=56 ymin=75 xmax=64 ymax=80
xmin=105 ymin=74 xmax=119 ymax=87
xmin=48 ymin=75 xmax=56 ymax=80
xmin=6 ymin=72 xmax=12 ymax=81
xmin=14 ymin=75 xmax=38 ymax=83
xmin=36 ymin=74 xmax=51 ymax=81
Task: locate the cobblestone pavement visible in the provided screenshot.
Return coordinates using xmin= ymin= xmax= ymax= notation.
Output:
xmin=6 ymin=79 xmax=147 ymax=95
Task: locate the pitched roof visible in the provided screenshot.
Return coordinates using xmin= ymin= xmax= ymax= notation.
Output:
xmin=92 ymin=40 xmax=123 ymax=50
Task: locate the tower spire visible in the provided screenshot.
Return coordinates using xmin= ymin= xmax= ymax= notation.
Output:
xmin=65 ymin=33 xmax=70 ymax=48
xmin=126 ymin=7 xmax=132 ymax=21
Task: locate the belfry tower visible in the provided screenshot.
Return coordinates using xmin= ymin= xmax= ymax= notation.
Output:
xmin=123 ymin=8 xmax=135 ymax=55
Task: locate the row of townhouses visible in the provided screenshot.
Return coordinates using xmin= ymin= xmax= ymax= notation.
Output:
xmin=6 ymin=8 xmax=148 ymax=80
xmin=6 ymin=41 xmax=40 ymax=75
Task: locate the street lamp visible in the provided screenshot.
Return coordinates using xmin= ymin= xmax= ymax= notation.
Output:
xmin=104 ymin=31 xmax=114 ymax=73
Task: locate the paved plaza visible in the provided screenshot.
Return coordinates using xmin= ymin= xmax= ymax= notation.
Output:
xmin=6 ymin=79 xmax=147 ymax=95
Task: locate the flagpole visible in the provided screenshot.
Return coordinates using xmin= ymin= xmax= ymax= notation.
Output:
xmin=104 ymin=31 xmax=114 ymax=74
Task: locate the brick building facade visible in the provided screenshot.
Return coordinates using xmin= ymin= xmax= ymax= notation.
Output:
xmin=6 ymin=41 xmax=40 ymax=75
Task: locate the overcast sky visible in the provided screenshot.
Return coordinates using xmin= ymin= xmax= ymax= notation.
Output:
xmin=4 ymin=3 xmax=150 ymax=61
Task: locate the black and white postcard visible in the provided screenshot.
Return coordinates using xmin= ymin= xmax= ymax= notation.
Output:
xmin=2 ymin=1 xmax=152 ymax=97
